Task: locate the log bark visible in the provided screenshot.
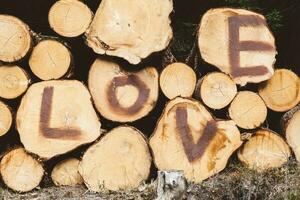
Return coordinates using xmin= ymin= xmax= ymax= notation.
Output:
xmin=198 ymin=8 xmax=276 ymax=86
xmin=281 ymin=104 xmax=300 ymax=162
xmin=196 ymin=72 xmax=237 ymax=109
xmin=48 ymin=0 xmax=93 ymax=37
xmin=29 ymin=39 xmax=72 ymax=80
xmin=51 ymin=158 xmax=83 ymax=186
xmin=16 ymin=80 xmax=101 ymax=159
xmin=88 ymin=58 xmax=159 ymax=122
xmin=79 ymin=126 xmax=151 ymax=191
xmin=238 ymin=129 xmax=291 ymax=171
xmin=0 ymin=148 xmax=44 ymax=192
xmin=85 ymin=0 xmax=173 ymax=64
xmin=0 ymin=65 xmax=30 ymax=99
xmin=0 ymin=101 xmax=12 ymax=137
xmin=0 ymin=15 xmax=32 ymax=62
xmin=229 ymin=91 xmax=267 ymax=129
xmin=258 ymin=69 xmax=300 ymax=112
xmin=160 ymin=62 xmax=196 ymax=99
xmin=149 ymin=97 xmax=242 ymax=183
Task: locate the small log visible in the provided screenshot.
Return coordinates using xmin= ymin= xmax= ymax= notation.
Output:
xmin=198 ymin=8 xmax=276 ymax=86
xmin=0 ymin=148 xmax=44 ymax=192
xmin=85 ymin=0 xmax=173 ymax=64
xmin=88 ymin=58 xmax=159 ymax=122
xmin=0 ymin=65 xmax=29 ymax=99
xmin=149 ymin=97 xmax=242 ymax=183
xmin=48 ymin=0 xmax=93 ymax=37
xmin=258 ymin=69 xmax=300 ymax=112
xmin=281 ymin=104 xmax=300 ymax=162
xmin=229 ymin=91 xmax=267 ymax=129
xmin=238 ymin=129 xmax=291 ymax=171
xmin=0 ymin=15 xmax=32 ymax=62
xmin=16 ymin=80 xmax=101 ymax=159
xmin=156 ymin=171 xmax=187 ymax=200
xmin=51 ymin=158 xmax=83 ymax=186
xmin=160 ymin=62 xmax=196 ymax=99
xmin=0 ymin=101 xmax=12 ymax=136
xmin=79 ymin=126 xmax=151 ymax=191
xmin=29 ymin=39 xmax=72 ymax=80
xmin=196 ymin=72 xmax=237 ymax=109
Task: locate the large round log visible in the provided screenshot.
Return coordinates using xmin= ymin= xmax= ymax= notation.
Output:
xmin=85 ymin=0 xmax=173 ymax=64
xmin=149 ymin=97 xmax=242 ymax=183
xmin=16 ymin=80 xmax=101 ymax=159
xmin=79 ymin=126 xmax=151 ymax=191
xmin=88 ymin=58 xmax=159 ymax=122
xmin=0 ymin=101 xmax=12 ymax=137
xmin=198 ymin=8 xmax=276 ymax=86
xmin=238 ymin=129 xmax=291 ymax=171
xmin=0 ymin=148 xmax=44 ymax=192
xmin=0 ymin=15 xmax=32 ymax=62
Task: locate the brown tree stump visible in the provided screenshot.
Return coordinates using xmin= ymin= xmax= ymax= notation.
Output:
xmin=149 ymin=97 xmax=242 ymax=183
xmin=16 ymin=80 xmax=101 ymax=159
xmin=282 ymin=104 xmax=300 ymax=162
xmin=196 ymin=72 xmax=237 ymax=109
xmin=238 ymin=129 xmax=291 ymax=171
xmin=0 ymin=101 xmax=12 ymax=137
xmin=0 ymin=15 xmax=32 ymax=62
xmin=85 ymin=0 xmax=173 ymax=64
xmin=259 ymin=69 xmax=300 ymax=112
xmin=160 ymin=62 xmax=196 ymax=99
xmin=0 ymin=148 xmax=44 ymax=192
xmin=229 ymin=91 xmax=267 ymax=129
xmin=48 ymin=0 xmax=93 ymax=37
xmin=51 ymin=158 xmax=83 ymax=186
xmin=79 ymin=126 xmax=151 ymax=191
xmin=88 ymin=58 xmax=159 ymax=122
xmin=29 ymin=39 xmax=72 ymax=80
xmin=0 ymin=65 xmax=29 ymax=99
xmin=198 ymin=8 xmax=276 ymax=86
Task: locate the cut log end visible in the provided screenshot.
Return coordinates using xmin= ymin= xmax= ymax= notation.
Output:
xmin=79 ymin=126 xmax=151 ymax=191
xmin=0 ymin=148 xmax=44 ymax=192
xmin=198 ymin=72 xmax=237 ymax=109
xmin=0 ymin=15 xmax=32 ymax=62
xmin=0 ymin=65 xmax=29 ymax=99
xmin=229 ymin=91 xmax=267 ymax=129
xmin=238 ymin=129 xmax=291 ymax=171
xmin=160 ymin=62 xmax=196 ymax=99
xmin=49 ymin=0 xmax=93 ymax=37
xmin=259 ymin=69 xmax=300 ymax=112
xmin=29 ymin=39 xmax=72 ymax=80
xmin=88 ymin=58 xmax=159 ymax=122
xmin=0 ymin=101 xmax=12 ymax=136
xmin=51 ymin=158 xmax=83 ymax=186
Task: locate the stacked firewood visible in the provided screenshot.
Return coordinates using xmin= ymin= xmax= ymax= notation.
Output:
xmin=0 ymin=0 xmax=299 ymax=195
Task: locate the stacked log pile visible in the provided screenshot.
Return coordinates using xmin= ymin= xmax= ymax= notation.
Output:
xmin=0 ymin=1 xmax=299 ymax=197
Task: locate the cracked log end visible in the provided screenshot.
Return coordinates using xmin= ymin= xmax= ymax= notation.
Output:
xmin=259 ymin=69 xmax=300 ymax=112
xmin=238 ymin=129 xmax=291 ymax=171
xmin=51 ymin=158 xmax=83 ymax=186
xmin=0 ymin=148 xmax=44 ymax=192
xmin=79 ymin=126 xmax=151 ymax=191
xmin=85 ymin=0 xmax=173 ymax=64
xmin=229 ymin=91 xmax=267 ymax=129
xmin=160 ymin=62 xmax=196 ymax=99
xmin=16 ymin=80 xmax=101 ymax=160
xmin=149 ymin=97 xmax=242 ymax=183
xmin=49 ymin=0 xmax=93 ymax=37
xmin=198 ymin=8 xmax=276 ymax=86
xmin=0 ymin=65 xmax=29 ymax=99
xmin=196 ymin=72 xmax=237 ymax=109
xmin=0 ymin=15 xmax=32 ymax=62
xmin=0 ymin=101 xmax=12 ymax=136
xmin=29 ymin=39 xmax=72 ymax=80
xmin=88 ymin=58 xmax=159 ymax=122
